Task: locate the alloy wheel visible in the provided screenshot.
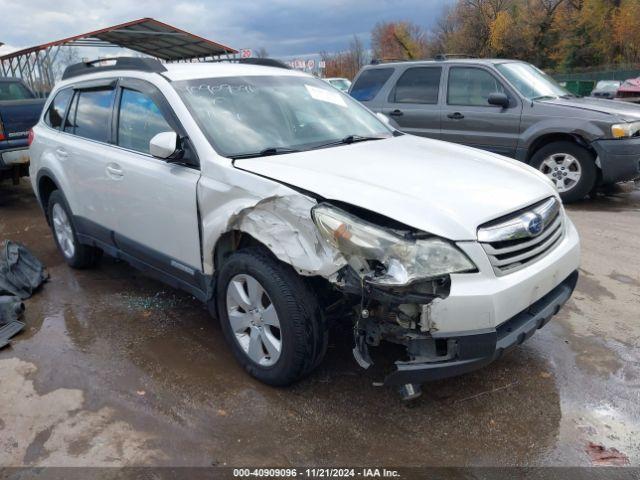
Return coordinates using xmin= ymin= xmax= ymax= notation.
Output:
xmin=226 ymin=274 xmax=282 ymax=366
xmin=52 ymin=203 xmax=75 ymax=259
xmin=539 ymin=153 xmax=582 ymax=193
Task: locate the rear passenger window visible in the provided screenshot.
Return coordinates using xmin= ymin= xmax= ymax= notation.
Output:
xmin=73 ymin=89 xmax=115 ymax=142
xmin=117 ymin=89 xmax=172 ymax=154
xmin=447 ymin=67 xmax=505 ymax=106
xmin=391 ymin=67 xmax=441 ymax=104
xmin=350 ymin=68 xmax=394 ymax=101
xmin=44 ymin=89 xmax=73 ymax=130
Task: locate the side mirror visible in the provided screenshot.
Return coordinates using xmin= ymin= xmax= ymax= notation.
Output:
xmin=488 ymin=92 xmax=510 ymax=108
xmin=150 ymin=131 xmax=180 ymax=159
xmin=376 ymin=112 xmax=391 ymax=125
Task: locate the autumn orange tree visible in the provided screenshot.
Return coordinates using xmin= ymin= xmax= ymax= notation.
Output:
xmin=430 ymin=0 xmax=640 ymax=70
xmin=371 ymin=21 xmax=431 ymax=61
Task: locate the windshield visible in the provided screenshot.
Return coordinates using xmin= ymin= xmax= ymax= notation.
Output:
xmin=496 ymin=62 xmax=571 ymax=100
xmin=174 ymin=75 xmax=391 ymax=158
xmin=0 ymin=81 xmax=34 ymax=101
xmin=595 ymin=80 xmax=620 ymax=89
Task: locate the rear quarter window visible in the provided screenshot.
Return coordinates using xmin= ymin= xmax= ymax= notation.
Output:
xmin=350 ymin=68 xmax=394 ymax=102
xmin=44 ymin=89 xmax=74 ymax=130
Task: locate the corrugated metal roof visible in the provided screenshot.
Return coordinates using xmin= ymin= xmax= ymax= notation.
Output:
xmin=0 ymin=18 xmax=237 ymax=61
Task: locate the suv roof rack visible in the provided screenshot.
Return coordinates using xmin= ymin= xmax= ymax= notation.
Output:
xmin=208 ymin=57 xmax=291 ymax=69
xmin=62 ymin=57 xmax=167 ymax=80
xmin=434 ymin=53 xmax=478 ymax=61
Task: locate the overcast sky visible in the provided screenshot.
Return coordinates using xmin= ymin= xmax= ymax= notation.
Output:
xmin=0 ymin=0 xmax=453 ymax=58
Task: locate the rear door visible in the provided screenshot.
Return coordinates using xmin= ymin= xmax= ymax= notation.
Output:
xmin=441 ymin=65 xmax=522 ymax=157
xmin=57 ymin=82 xmax=119 ymax=243
xmin=107 ymin=78 xmax=202 ymax=278
xmin=382 ymin=66 xmax=442 ymax=139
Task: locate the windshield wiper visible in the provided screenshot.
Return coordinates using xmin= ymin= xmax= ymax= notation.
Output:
xmin=229 ymin=146 xmax=301 ymax=160
xmin=310 ymin=134 xmax=387 ymax=150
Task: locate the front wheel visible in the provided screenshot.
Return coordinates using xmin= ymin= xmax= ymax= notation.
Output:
xmin=216 ymin=248 xmax=328 ymax=386
xmin=530 ymin=141 xmax=597 ymax=203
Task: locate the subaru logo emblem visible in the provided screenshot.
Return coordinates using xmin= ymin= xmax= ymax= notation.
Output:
xmin=527 ymin=214 xmax=543 ymax=236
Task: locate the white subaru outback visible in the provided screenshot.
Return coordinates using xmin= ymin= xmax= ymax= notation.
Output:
xmin=29 ymin=58 xmax=580 ymax=398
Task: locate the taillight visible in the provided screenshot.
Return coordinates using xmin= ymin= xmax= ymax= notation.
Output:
xmin=0 ymin=120 xmax=5 ymax=141
xmin=27 ymin=128 xmax=35 ymax=146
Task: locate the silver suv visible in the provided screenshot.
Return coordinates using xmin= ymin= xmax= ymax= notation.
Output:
xmin=29 ymin=57 xmax=580 ymax=399
xmin=351 ymin=59 xmax=640 ymax=202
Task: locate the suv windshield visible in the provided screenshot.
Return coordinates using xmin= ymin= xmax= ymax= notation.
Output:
xmin=174 ymin=75 xmax=391 ymax=158
xmin=496 ymin=62 xmax=571 ymax=100
xmin=0 ymin=81 xmax=35 ymax=101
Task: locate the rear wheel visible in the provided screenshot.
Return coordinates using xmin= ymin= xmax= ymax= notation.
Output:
xmin=216 ymin=248 xmax=327 ymax=386
xmin=530 ymin=141 xmax=597 ymax=203
xmin=47 ymin=190 xmax=101 ymax=269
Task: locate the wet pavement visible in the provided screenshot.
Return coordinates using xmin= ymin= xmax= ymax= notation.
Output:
xmin=0 ymin=181 xmax=638 ymax=467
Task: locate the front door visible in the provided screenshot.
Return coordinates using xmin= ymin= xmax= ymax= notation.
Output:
xmin=441 ymin=66 xmax=522 ymax=157
xmin=106 ymin=80 xmax=202 ymax=279
xmin=382 ymin=66 xmax=442 ymax=139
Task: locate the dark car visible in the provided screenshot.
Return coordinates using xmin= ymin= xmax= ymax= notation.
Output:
xmin=350 ymin=59 xmax=640 ymax=202
xmin=0 ymin=77 xmax=46 ymax=184
xmin=590 ymin=80 xmax=622 ymax=100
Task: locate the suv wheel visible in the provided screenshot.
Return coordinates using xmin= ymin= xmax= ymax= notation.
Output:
xmin=530 ymin=141 xmax=597 ymax=203
xmin=48 ymin=191 xmax=101 ymax=269
xmin=216 ymin=248 xmax=328 ymax=386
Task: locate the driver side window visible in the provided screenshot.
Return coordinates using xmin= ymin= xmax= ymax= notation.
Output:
xmin=117 ymin=89 xmax=172 ymax=154
xmin=447 ymin=67 xmax=505 ymax=106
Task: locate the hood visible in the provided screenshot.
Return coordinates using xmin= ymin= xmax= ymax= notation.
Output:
xmin=619 ymin=78 xmax=640 ymax=94
xmin=235 ymin=135 xmax=557 ymax=241
xmin=537 ymin=96 xmax=640 ymax=122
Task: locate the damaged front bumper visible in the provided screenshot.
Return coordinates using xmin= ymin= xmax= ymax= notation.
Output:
xmin=383 ymin=270 xmax=578 ymax=386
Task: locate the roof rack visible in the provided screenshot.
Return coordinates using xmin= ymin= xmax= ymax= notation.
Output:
xmin=434 ymin=53 xmax=478 ymax=61
xmin=208 ymin=57 xmax=291 ymax=69
xmin=62 ymin=57 xmax=167 ymax=80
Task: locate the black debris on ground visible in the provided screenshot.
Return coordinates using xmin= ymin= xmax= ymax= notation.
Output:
xmin=0 ymin=240 xmax=48 ymax=348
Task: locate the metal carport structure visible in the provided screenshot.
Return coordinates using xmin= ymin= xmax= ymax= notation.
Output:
xmin=0 ymin=18 xmax=238 ymax=96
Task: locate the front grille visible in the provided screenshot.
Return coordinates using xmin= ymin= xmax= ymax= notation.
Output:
xmin=478 ymin=197 xmax=565 ymax=275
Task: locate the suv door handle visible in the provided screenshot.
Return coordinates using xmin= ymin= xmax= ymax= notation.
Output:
xmin=447 ymin=112 xmax=465 ymax=120
xmin=389 ymin=109 xmax=404 ymax=117
xmin=106 ymin=164 xmax=124 ymax=179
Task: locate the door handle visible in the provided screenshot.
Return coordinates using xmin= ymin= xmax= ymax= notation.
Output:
xmin=389 ymin=109 xmax=404 ymax=117
xmin=106 ymin=164 xmax=124 ymax=178
xmin=55 ymin=148 xmax=68 ymax=157
xmin=447 ymin=112 xmax=465 ymax=120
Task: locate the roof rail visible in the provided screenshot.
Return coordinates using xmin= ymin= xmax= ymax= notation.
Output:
xmin=208 ymin=57 xmax=291 ymax=69
xmin=434 ymin=53 xmax=478 ymax=61
xmin=62 ymin=57 xmax=167 ymax=80
xmin=370 ymin=57 xmax=434 ymax=65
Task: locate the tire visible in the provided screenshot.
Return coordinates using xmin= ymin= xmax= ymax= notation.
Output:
xmin=47 ymin=190 xmax=101 ymax=269
xmin=530 ymin=141 xmax=597 ymax=203
xmin=216 ymin=247 xmax=328 ymax=386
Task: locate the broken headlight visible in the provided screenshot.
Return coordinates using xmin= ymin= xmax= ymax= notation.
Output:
xmin=311 ymin=204 xmax=476 ymax=286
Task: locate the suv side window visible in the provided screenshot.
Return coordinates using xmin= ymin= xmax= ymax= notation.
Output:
xmin=350 ymin=68 xmax=394 ymax=101
xmin=447 ymin=67 xmax=505 ymax=106
xmin=391 ymin=67 xmax=442 ymax=104
xmin=117 ymin=89 xmax=172 ymax=154
xmin=73 ymin=88 xmax=116 ymax=142
xmin=44 ymin=88 xmax=74 ymax=130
